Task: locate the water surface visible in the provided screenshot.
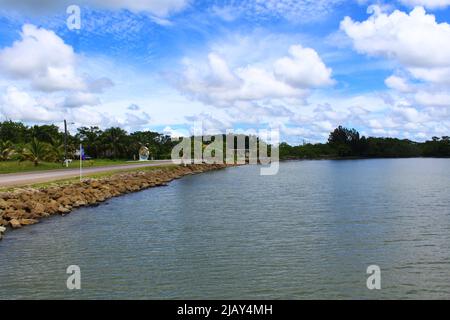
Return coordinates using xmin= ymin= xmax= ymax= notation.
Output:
xmin=1 ymin=159 xmax=450 ymax=299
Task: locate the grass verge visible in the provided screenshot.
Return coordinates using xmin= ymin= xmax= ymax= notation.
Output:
xmin=0 ymin=163 xmax=178 ymax=192
xmin=0 ymin=159 xmax=149 ymax=174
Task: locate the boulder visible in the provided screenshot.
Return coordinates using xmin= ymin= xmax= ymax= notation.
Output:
xmin=9 ymin=219 xmax=22 ymax=229
xmin=90 ymin=181 xmax=101 ymax=188
xmin=32 ymin=203 xmax=46 ymax=215
xmin=18 ymin=219 xmax=39 ymax=226
xmin=57 ymin=206 xmax=71 ymax=214
xmin=0 ymin=199 xmax=8 ymax=209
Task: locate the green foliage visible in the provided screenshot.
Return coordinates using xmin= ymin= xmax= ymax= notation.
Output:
xmin=17 ymin=138 xmax=52 ymax=166
xmin=0 ymin=121 xmax=179 ymax=162
xmin=1 ymin=121 xmax=449 ymax=164
xmin=280 ymin=126 xmax=449 ymax=160
xmin=0 ymin=140 xmax=14 ymax=161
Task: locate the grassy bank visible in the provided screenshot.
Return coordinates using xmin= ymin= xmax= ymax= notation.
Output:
xmin=0 ymin=159 xmax=149 ymax=174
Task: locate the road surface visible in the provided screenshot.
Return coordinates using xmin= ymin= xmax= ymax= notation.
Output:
xmin=0 ymin=161 xmax=174 ymax=188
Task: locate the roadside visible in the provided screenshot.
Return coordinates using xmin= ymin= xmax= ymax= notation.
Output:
xmin=0 ymin=159 xmax=169 ymax=174
xmin=0 ymin=160 xmax=173 ymax=188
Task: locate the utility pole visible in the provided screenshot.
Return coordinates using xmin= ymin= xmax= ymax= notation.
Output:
xmin=64 ymin=119 xmax=68 ymax=167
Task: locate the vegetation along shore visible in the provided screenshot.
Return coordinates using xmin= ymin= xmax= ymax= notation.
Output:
xmin=0 ymin=163 xmax=230 ymax=240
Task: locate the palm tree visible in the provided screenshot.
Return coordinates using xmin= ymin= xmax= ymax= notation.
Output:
xmin=102 ymin=127 xmax=128 ymax=159
xmin=49 ymin=136 xmax=65 ymax=163
xmin=19 ymin=138 xmax=51 ymax=166
xmin=0 ymin=140 xmax=14 ymax=161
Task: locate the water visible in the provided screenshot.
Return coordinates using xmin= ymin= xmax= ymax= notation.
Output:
xmin=1 ymin=159 xmax=450 ymax=299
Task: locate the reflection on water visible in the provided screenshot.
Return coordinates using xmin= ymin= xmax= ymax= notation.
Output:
xmin=1 ymin=159 xmax=450 ymax=299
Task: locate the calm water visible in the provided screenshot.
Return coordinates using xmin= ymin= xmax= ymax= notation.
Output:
xmin=1 ymin=159 xmax=450 ymax=299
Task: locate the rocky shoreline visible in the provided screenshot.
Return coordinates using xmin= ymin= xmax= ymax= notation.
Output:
xmin=0 ymin=164 xmax=230 ymax=240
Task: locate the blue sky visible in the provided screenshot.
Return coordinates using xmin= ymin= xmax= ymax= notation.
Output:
xmin=0 ymin=0 xmax=450 ymax=144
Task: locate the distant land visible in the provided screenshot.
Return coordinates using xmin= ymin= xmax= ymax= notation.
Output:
xmin=1 ymin=121 xmax=449 ymax=168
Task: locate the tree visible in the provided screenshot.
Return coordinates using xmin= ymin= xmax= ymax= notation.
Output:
xmin=18 ymin=138 xmax=51 ymax=166
xmin=49 ymin=136 xmax=65 ymax=162
xmin=77 ymin=126 xmax=102 ymax=158
xmin=0 ymin=121 xmax=28 ymax=143
xmin=328 ymin=126 xmax=364 ymax=157
xmin=101 ymin=127 xmax=129 ymax=159
xmin=0 ymin=140 xmax=14 ymax=161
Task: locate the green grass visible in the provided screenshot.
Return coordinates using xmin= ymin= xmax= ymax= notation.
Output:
xmin=0 ymin=159 xmax=143 ymax=174
xmin=0 ymin=163 xmax=178 ymax=192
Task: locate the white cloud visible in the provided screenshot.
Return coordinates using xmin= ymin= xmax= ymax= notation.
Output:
xmin=0 ymin=24 xmax=85 ymax=92
xmin=274 ymin=45 xmax=334 ymax=88
xmin=0 ymin=86 xmax=60 ymax=122
xmin=179 ymin=45 xmax=333 ymax=108
xmin=163 ymin=126 xmax=189 ymax=138
xmin=414 ymin=91 xmax=450 ymax=107
xmin=342 ymin=5 xmax=450 ymax=114
xmin=385 ymin=75 xmax=412 ymax=92
xmin=63 ymin=92 xmax=100 ymax=108
xmin=0 ymin=86 xmax=120 ymax=127
xmin=123 ymin=111 xmax=151 ymax=127
xmin=0 ymin=24 xmax=121 ymax=128
xmin=341 ymin=6 xmax=450 ymax=69
xmin=399 ymin=0 xmax=450 ymax=9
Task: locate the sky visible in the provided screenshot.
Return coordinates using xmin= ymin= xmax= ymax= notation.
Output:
xmin=0 ymin=0 xmax=450 ymax=144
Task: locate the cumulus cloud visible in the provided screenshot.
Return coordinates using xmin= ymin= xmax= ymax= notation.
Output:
xmin=0 ymin=86 xmax=119 ymax=127
xmin=0 ymin=86 xmax=60 ymax=122
xmin=0 ymin=24 xmax=85 ymax=92
xmin=342 ymin=5 xmax=450 ymax=114
xmin=0 ymin=24 xmax=117 ymax=128
xmin=341 ymin=6 xmax=450 ymax=69
xmin=179 ymin=45 xmax=333 ymax=109
xmin=274 ymin=45 xmax=334 ymax=88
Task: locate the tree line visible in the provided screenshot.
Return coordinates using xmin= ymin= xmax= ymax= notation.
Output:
xmin=1 ymin=121 xmax=449 ymax=166
xmin=0 ymin=121 xmax=177 ymax=165
xmin=279 ymin=126 xmax=450 ymax=159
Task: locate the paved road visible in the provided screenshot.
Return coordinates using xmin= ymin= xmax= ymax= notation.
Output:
xmin=0 ymin=161 xmax=174 ymax=188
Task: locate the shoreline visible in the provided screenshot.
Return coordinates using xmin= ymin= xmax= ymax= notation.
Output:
xmin=0 ymin=163 xmax=231 ymax=240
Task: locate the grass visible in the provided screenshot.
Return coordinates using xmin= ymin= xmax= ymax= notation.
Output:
xmin=0 ymin=159 xmax=147 ymax=174
xmin=0 ymin=163 xmax=178 ymax=192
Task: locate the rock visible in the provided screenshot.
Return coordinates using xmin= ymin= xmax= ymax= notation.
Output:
xmin=57 ymin=206 xmax=71 ymax=214
xmin=90 ymin=181 xmax=101 ymax=188
xmin=32 ymin=203 xmax=46 ymax=215
xmin=9 ymin=219 xmax=22 ymax=229
xmin=0 ymin=199 xmax=8 ymax=209
xmin=72 ymin=200 xmax=87 ymax=208
xmin=0 ymin=226 xmax=6 ymax=233
xmin=18 ymin=219 xmax=39 ymax=226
